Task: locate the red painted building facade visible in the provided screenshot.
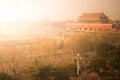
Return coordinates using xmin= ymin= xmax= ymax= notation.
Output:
xmin=65 ymin=13 xmax=112 ymax=31
xmin=65 ymin=23 xmax=112 ymax=31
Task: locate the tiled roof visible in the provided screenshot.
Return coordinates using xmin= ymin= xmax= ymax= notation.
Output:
xmin=79 ymin=12 xmax=106 ymax=18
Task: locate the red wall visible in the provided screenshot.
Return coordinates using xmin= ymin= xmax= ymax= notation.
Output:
xmin=65 ymin=23 xmax=112 ymax=31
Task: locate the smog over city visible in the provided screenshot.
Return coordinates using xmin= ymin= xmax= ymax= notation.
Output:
xmin=0 ymin=0 xmax=120 ymax=80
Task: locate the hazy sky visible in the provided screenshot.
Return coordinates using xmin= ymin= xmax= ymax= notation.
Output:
xmin=0 ymin=0 xmax=119 ymax=40
xmin=0 ymin=0 xmax=120 ymax=21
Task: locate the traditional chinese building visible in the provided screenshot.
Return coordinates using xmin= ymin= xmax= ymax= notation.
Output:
xmin=78 ymin=13 xmax=108 ymax=23
xmin=64 ymin=12 xmax=112 ymax=31
xmin=111 ymin=20 xmax=120 ymax=29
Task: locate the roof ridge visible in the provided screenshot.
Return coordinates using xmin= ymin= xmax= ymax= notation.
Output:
xmin=79 ymin=12 xmax=106 ymax=18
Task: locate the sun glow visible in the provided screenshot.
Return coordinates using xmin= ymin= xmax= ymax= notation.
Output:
xmin=0 ymin=5 xmax=28 ymax=22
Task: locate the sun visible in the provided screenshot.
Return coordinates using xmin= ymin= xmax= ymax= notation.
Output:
xmin=0 ymin=6 xmax=16 ymax=22
xmin=0 ymin=5 xmax=28 ymax=23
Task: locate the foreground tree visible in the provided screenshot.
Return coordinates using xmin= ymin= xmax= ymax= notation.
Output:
xmin=89 ymin=32 xmax=120 ymax=80
xmin=32 ymin=64 xmax=76 ymax=80
xmin=0 ymin=72 xmax=12 ymax=80
xmin=81 ymin=72 xmax=101 ymax=80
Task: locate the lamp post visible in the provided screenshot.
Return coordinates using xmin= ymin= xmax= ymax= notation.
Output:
xmin=75 ymin=53 xmax=82 ymax=80
xmin=76 ymin=54 xmax=80 ymax=76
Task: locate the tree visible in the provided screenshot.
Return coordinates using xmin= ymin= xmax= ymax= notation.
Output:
xmin=34 ymin=65 xmax=54 ymax=80
xmin=32 ymin=64 xmax=76 ymax=80
xmin=81 ymin=72 xmax=101 ymax=80
xmin=0 ymin=72 xmax=12 ymax=80
xmin=65 ymin=33 xmax=95 ymax=57
xmin=89 ymin=32 xmax=120 ymax=80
